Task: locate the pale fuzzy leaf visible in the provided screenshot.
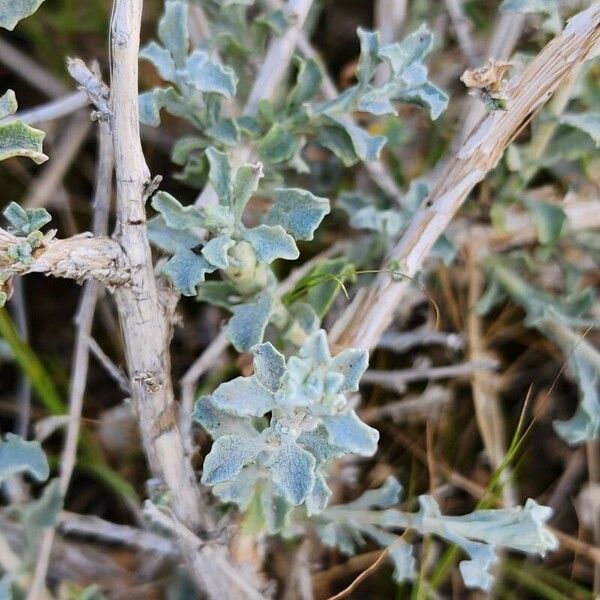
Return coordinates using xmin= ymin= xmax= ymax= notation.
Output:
xmin=252 ymin=342 xmax=286 ymax=392
xmin=289 ymin=57 xmax=322 ymax=106
xmin=201 ymin=235 xmax=235 ymax=269
xmin=266 ymin=188 xmax=330 ymax=241
xmin=267 ymin=437 xmax=316 ymax=505
xmin=256 ymin=124 xmax=299 ymax=164
xmin=344 ymin=476 xmax=402 ymax=509
xmin=227 ymin=292 xmax=273 ymax=352
xmin=0 ymin=433 xmax=49 ymax=483
xmin=212 ymin=375 xmax=275 ymax=417
xmin=329 ymin=347 xmax=369 ymax=393
xmin=299 ymin=329 xmax=331 ymax=363
xmin=0 ymin=90 xmax=17 ymax=119
xmin=140 ymin=42 xmax=176 ymax=82
xmin=201 ymin=435 xmax=263 ymax=485
xmin=158 ymin=0 xmax=189 ymax=66
xmin=213 ymin=466 xmax=263 ymax=509
xmin=0 ymin=0 xmax=45 ymax=30
xmin=318 ymin=125 xmax=360 ymax=166
xmin=22 ymin=479 xmax=63 ymax=551
xmin=524 ymin=199 xmax=566 ymax=245
xmin=389 ymin=540 xmax=418 ymax=583
xmin=323 ymin=115 xmax=386 ymax=162
xmin=151 ymin=191 xmax=204 ymax=230
xmin=195 ymin=280 xmax=239 ymax=309
xmin=357 ymin=88 xmax=397 ymax=116
xmin=306 ymin=472 xmax=332 ymax=515
xmin=322 ymin=410 xmax=379 ymax=456
xmin=379 ymin=25 xmax=433 ymax=83
xmin=232 ymin=162 xmax=263 ymax=220
xmin=183 ymin=50 xmax=237 ymax=98
xmin=0 ymin=120 xmax=47 ymax=164
xmin=192 ymin=396 xmax=258 ymax=439
xmin=3 ymin=202 xmax=51 ymax=236
xmin=356 ymin=28 xmax=381 ymax=87
xmin=554 ymin=354 xmax=600 ymax=445
xmin=206 ymin=118 xmax=240 ymax=146
xmin=500 ymin=0 xmax=557 ymax=16
xmin=298 ymin=427 xmax=347 ymax=463
xmin=560 ymin=112 xmax=600 ymax=147
xmin=163 ymin=249 xmax=216 ymax=296
xmin=138 ymin=87 xmax=193 ymax=127
xmin=147 ymin=216 xmax=201 ymax=254
xmin=206 ymin=147 xmax=232 ymax=206
xmin=242 ymin=224 xmax=299 ymax=264
xmin=397 ymin=82 xmax=448 ymax=120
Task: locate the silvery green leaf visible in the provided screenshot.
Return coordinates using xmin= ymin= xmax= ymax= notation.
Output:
xmin=252 ymin=342 xmax=286 ymax=392
xmin=0 ymin=576 xmax=13 ymax=600
xmin=227 ymin=292 xmax=273 ymax=351
xmin=357 ymin=88 xmax=397 ymax=116
xmin=389 ymin=540 xmax=417 ymax=583
xmin=298 ymin=427 xmax=347 ymax=463
xmin=554 ymin=354 xmax=600 ymax=445
xmin=201 ymin=434 xmax=263 ymax=485
xmin=158 ymin=0 xmax=189 ymax=66
xmin=238 ymin=115 xmax=262 ymax=138
xmin=206 ymin=118 xmax=240 ymax=146
xmin=212 ymin=375 xmax=275 ymax=417
xmin=163 ymin=249 xmax=216 ymax=296
xmin=0 ymin=111 xmax=47 ymax=164
xmin=344 ymin=476 xmax=402 ymax=509
xmin=329 ymin=348 xmax=368 ymax=393
xmin=356 ymin=28 xmax=381 ymax=87
xmin=397 ymin=82 xmax=448 ymax=120
xmin=500 ymin=0 xmax=557 ymax=15
xmin=213 ymin=465 xmax=263 ymax=509
xmin=266 ymin=437 xmax=316 ymax=505
xmin=524 ymin=199 xmax=566 ymax=245
xmin=193 ymin=396 xmax=260 ymax=438
xmin=242 ymin=224 xmax=299 ymax=264
xmin=560 ymin=112 xmax=600 ymax=147
xmin=151 ymin=191 xmax=204 ymax=230
xmin=379 ymin=25 xmax=432 ymax=84
xmin=257 ymin=8 xmax=290 ymax=35
xmin=289 ymin=57 xmax=322 ymax=107
xmin=261 ymin=484 xmax=292 ymax=533
xmin=172 ymin=136 xmax=205 ymax=166
xmin=0 ymin=433 xmax=49 ymax=483
xmin=0 ymin=0 xmax=45 ymax=30
xmin=324 ymin=115 xmax=386 ymax=162
xmin=265 ymin=188 xmax=330 ymax=241
xmin=196 ymin=280 xmax=239 ymax=309
xmin=3 ymin=202 xmax=51 ymax=236
xmin=0 ymin=89 xmax=17 ymax=119
xmin=202 ymin=204 xmax=236 ymax=232
xmin=306 ymin=472 xmax=332 ymax=515
xmin=233 ymin=163 xmax=263 ymax=221
xmin=183 ymin=50 xmax=237 ymax=98
xmin=140 ymin=41 xmax=176 ymax=82
xmin=317 ymin=521 xmax=364 ymax=555
xmin=257 ymin=124 xmax=299 ymax=164
xmin=322 ymin=410 xmax=379 ymax=456
xmin=148 ymin=216 xmax=201 ymax=254
xmin=299 ymin=329 xmax=331 ymax=363
xmin=285 ymin=302 xmax=320 ymax=341
xmin=138 ymin=87 xmax=193 ymax=127
xmin=318 ymin=124 xmax=360 ymax=166
xmin=206 ymin=147 xmax=232 ymax=206
xmin=201 ymin=235 xmax=235 ymax=269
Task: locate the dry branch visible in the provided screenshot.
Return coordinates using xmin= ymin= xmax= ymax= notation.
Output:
xmin=330 ymin=5 xmax=600 ymax=352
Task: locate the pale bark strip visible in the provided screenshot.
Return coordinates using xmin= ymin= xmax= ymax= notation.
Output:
xmin=330 ymin=5 xmax=600 ymax=352
xmin=0 ymin=229 xmax=128 ymax=284
xmin=0 ymin=91 xmax=89 ymax=126
xmin=108 ymin=2 xmax=258 ymax=597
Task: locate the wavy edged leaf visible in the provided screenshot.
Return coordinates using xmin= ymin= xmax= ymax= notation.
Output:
xmin=322 ymin=410 xmax=379 ymax=456
xmin=158 ymin=0 xmax=189 ymax=66
xmin=183 ymin=50 xmax=237 ymax=98
xmin=226 ymin=292 xmax=274 ymax=352
xmin=267 ymin=437 xmax=316 ymax=505
xmin=242 ymin=224 xmax=299 ymax=264
xmin=0 ymin=0 xmax=45 ymax=30
xmin=0 ymin=433 xmax=49 ymax=483
xmin=265 ymin=188 xmax=330 ymax=241
xmin=201 ymin=434 xmax=263 ymax=485
xmin=252 ymin=342 xmax=286 ymax=392
xmin=3 ymin=202 xmax=51 ymax=236
xmin=212 ymin=375 xmax=275 ymax=417
xmin=151 ymin=191 xmax=204 ymax=230
xmin=193 ymin=396 xmax=260 ymax=438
